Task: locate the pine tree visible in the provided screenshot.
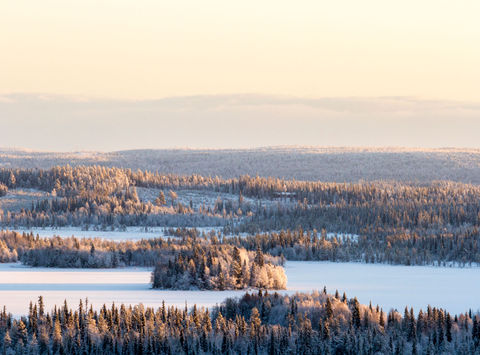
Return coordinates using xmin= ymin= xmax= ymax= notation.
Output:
xmin=218 ymin=265 xmax=226 ymax=291
xmin=379 ymin=309 xmax=385 ymax=329
xmin=231 ymin=246 xmax=243 ymax=288
xmin=155 ymin=191 xmax=166 ymax=206
xmin=325 ymin=297 xmax=333 ymax=320
xmin=52 ymin=318 xmax=63 ymax=353
xmin=472 ymin=316 xmax=479 ymax=343
xmin=38 ymin=296 xmax=45 ymax=318
xmin=168 ymin=190 xmax=178 ymax=206
xmin=2 ymin=330 xmax=11 ymax=354
xmin=352 ymin=298 xmax=361 ymax=328
xmin=250 ymin=307 xmax=261 ymax=338
xmin=254 ymin=246 xmax=264 ymax=267
xmin=446 ymin=313 xmax=452 ymax=342
xmin=8 ymin=172 xmax=16 ymax=188
xmin=16 ymin=320 xmax=28 ymax=346
xmin=408 ymin=308 xmax=417 ymax=341
xmin=221 ymin=332 xmax=228 ymax=353
xmin=269 ymin=330 xmax=276 ymax=355
xmin=323 ymin=321 xmax=330 ymax=340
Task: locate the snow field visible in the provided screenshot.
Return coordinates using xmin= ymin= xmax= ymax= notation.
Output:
xmin=1 ymin=261 xmax=479 ymax=317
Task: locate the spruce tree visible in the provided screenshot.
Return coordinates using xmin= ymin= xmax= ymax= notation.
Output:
xmin=352 ymin=298 xmax=361 ymax=328
xmin=155 ymin=191 xmax=166 ymax=206
xmin=231 ymin=246 xmax=243 ymax=288
xmin=254 ymin=246 xmax=264 ymax=267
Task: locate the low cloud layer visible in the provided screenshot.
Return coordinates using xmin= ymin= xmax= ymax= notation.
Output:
xmin=1 ymin=94 xmax=479 ymax=151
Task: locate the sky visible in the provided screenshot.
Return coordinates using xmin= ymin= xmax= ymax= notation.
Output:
xmin=1 ymin=1 xmax=480 ymax=151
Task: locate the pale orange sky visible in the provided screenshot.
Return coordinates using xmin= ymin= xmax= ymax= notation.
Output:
xmin=2 ymin=1 xmax=480 ymax=150
xmin=1 ymin=0 xmax=480 ymax=101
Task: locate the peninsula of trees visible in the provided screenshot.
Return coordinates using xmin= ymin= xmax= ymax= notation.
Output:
xmin=0 ymin=229 xmax=286 ymax=291
xmin=152 ymin=244 xmax=286 ymax=290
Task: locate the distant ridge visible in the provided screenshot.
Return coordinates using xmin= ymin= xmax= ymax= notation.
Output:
xmin=2 ymin=146 xmax=480 ymax=184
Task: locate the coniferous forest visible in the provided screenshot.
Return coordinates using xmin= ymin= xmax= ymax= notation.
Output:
xmin=1 ymin=291 xmax=480 ymax=354
xmin=4 ymin=0 xmax=479 ymax=351
xmin=1 ymin=165 xmax=480 ymax=354
xmin=1 ymin=166 xmax=480 ymax=266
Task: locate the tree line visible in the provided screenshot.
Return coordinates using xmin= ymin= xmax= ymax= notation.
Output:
xmin=3 ymin=222 xmax=480 ymax=271
xmin=3 ymin=166 xmax=480 ymax=266
xmin=0 ymin=166 xmax=252 ymax=228
xmin=1 ymin=290 xmax=480 ymax=354
xmin=225 ymin=227 xmax=480 ymax=266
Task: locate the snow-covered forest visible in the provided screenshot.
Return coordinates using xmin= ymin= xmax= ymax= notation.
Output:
xmin=152 ymin=244 xmax=286 ymax=290
xmin=1 ymin=165 xmax=480 ymax=266
xmin=3 ymin=0 xmax=479 ymax=351
xmin=1 ymin=290 xmax=479 ymax=354
xmin=0 ymin=230 xmax=286 ymax=291
xmin=3 ymin=147 xmax=480 ymax=183
xmin=1 ymin=163 xmax=480 ymax=353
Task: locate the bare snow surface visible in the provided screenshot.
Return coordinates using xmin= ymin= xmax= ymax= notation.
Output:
xmin=0 ymin=263 xmax=246 ymax=317
xmin=1 ymin=261 xmax=479 ymax=317
xmin=7 ymin=227 xmax=222 ymax=242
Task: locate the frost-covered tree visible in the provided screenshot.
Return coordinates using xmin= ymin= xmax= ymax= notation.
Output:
xmin=155 ymin=190 xmax=166 ymax=206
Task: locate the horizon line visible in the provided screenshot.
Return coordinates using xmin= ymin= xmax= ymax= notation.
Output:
xmin=2 ymin=145 xmax=480 ymax=154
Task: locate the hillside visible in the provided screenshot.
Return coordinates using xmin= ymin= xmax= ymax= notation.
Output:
xmin=2 ymin=147 xmax=480 ymax=184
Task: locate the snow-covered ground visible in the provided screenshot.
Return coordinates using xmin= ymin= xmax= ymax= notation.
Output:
xmin=287 ymin=261 xmax=480 ymax=315
xmin=5 ymin=226 xmax=223 ymax=241
xmin=5 ymin=227 xmax=358 ymax=243
xmin=325 ymin=232 xmax=358 ymax=242
xmin=0 ymin=188 xmax=52 ymax=212
xmin=137 ymin=188 xmax=276 ymax=210
xmin=1 ymin=261 xmax=479 ymax=316
xmin=0 ymin=263 xmax=246 ymax=316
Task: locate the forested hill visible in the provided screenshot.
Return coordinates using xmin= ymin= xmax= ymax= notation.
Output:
xmin=2 ymin=147 xmax=480 ymax=184
xmin=2 ymin=166 xmax=480 ymax=266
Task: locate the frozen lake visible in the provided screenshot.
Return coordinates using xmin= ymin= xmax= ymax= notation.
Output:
xmin=0 ymin=261 xmax=479 ymax=316
xmin=5 ymin=227 xmax=356 ymax=243
xmin=5 ymin=226 xmax=222 ymax=242
xmin=287 ymin=261 xmax=480 ymax=315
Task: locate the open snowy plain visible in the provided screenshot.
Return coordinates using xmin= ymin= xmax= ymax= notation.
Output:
xmin=1 ymin=261 xmax=479 ymax=317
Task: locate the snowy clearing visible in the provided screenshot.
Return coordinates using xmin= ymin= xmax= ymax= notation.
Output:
xmin=136 ymin=188 xmax=276 ymax=210
xmin=0 ymin=188 xmax=51 ymax=212
xmin=1 ymin=261 xmax=479 ymax=316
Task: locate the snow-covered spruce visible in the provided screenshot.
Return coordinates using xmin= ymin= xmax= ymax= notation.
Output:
xmin=0 ymin=290 xmax=478 ymax=354
xmin=0 ymin=182 xmax=7 ymax=197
